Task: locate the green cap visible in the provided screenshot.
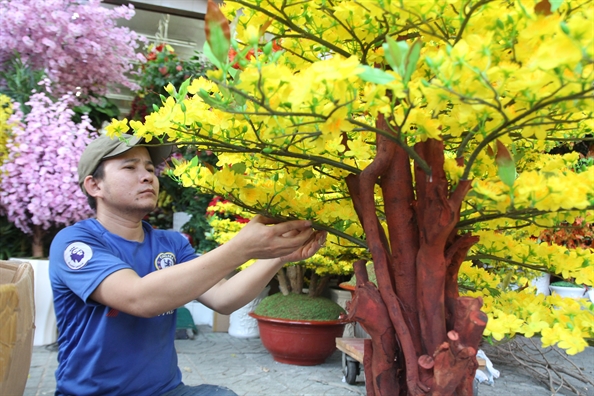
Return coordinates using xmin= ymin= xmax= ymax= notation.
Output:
xmin=78 ymin=134 xmax=172 ymax=193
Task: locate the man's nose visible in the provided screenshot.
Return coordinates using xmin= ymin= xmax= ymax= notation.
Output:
xmin=141 ymin=169 xmax=154 ymax=183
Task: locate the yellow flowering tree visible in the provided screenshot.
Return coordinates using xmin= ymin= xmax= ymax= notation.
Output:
xmin=108 ymin=0 xmax=594 ymax=394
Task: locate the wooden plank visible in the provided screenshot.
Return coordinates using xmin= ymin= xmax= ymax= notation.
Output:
xmin=336 ymin=337 xmax=365 ymax=363
xmin=336 ymin=337 xmax=487 ymax=367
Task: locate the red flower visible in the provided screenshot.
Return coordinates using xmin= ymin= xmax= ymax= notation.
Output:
xmin=272 ymin=40 xmax=282 ymax=52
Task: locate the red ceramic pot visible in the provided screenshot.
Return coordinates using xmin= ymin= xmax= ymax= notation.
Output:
xmin=249 ymin=312 xmax=346 ymax=366
xmin=338 ymin=282 xmax=355 ymax=298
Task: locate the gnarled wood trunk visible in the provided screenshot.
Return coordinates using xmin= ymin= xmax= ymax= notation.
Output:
xmin=344 ymin=115 xmax=487 ymax=395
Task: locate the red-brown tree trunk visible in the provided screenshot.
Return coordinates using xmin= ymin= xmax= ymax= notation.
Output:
xmin=344 ymin=117 xmax=487 ymax=395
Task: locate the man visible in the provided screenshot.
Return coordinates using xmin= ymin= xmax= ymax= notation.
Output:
xmin=49 ymin=134 xmax=326 ymax=396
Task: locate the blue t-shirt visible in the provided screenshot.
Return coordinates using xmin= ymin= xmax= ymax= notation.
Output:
xmin=49 ymin=219 xmax=198 ymax=396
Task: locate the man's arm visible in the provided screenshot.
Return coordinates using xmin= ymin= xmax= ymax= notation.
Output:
xmin=197 ymin=230 xmax=326 ymax=314
xmin=89 ymin=216 xmax=317 ymax=317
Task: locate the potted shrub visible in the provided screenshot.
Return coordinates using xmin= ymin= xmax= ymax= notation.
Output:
xmin=207 ymin=200 xmax=355 ymax=364
xmin=539 ymin=217 xmax=593 ymax=300
xmin=549 ymin=280 xmax=589 ymax=299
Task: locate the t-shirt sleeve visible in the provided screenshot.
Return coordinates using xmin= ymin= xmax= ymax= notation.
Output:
xmin=50 ymin=227 xmax=132 ymax=304
xmin=171 ymin=231 xmax=200 ymax=263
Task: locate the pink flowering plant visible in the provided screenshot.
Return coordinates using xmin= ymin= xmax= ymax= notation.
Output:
xmin=0 ymin=0 xmax=142 ymax=101
xmin=0 ymin=86 xmax=97 ymax=257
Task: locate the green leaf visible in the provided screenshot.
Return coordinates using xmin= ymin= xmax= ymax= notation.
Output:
xmin=177 ymin=78 xmax=192 ymax=101
xmin=203 ymin=41 xmax=223 ymax=70
xmin=357 ymin=65 xmax=395 ymax=85
xmin=75 ymin=105 xmax=91 ymax=113
xmin=302 ymin=170 xmax=315 ymax=179
xmin=233 ymin=91 xmax=246 ymax=106
xmin=190 ymin=155 xmax=199 ymax=167
xmin=152 ymin=104 xmax=160 ymax=112
xmin=207 ymin=22 xmax=231 ymax=65
xmin=231 ymin=163 xmax=247 ymax=174
xmin=403 ymin=39 xmax=423 ymax=86
xmin=382 ymin=36 xmax=408 ymax=73
xmin=263 ymin=41 xmax=273 ymax=56
xmin=550 ymin=0 xmax=564 ymax=11
xmin=262 ymin=147 xmax=273 ymax=154
xmin=495 ymin=140 xmax=516 ymax=188
xmin=197 ymin=88 xmax=223 ymax=108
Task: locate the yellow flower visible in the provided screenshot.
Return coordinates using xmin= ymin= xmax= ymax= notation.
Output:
xmin=105 ymin=118 xmax=129 ymax=138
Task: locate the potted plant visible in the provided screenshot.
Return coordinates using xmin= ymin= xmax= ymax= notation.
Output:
xmin=207 ymin=200 xmax=355 ymax=364
xmin=539 ymin=217 xmax=593 ymax=300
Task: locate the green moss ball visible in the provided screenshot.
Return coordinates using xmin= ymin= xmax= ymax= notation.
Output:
xmin=254 ymin=293 xmax=346 ymax=321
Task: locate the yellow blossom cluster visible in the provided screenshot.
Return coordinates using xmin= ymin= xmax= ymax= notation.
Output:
xmin=460 ymin=262 xmax=593 ymax=355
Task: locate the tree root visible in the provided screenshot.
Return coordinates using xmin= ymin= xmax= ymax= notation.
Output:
xmin=482 ymin=337 xmax=593 ymax=395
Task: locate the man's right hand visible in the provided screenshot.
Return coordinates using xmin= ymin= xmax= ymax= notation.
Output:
xmin=232 ymin=215 xmax=315 ymax=261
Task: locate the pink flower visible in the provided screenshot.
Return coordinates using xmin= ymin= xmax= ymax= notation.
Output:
xmin=0 ymin=0 xmax=143 ymax=102
xmin=0 ymin=92 xmax=98 ymax=234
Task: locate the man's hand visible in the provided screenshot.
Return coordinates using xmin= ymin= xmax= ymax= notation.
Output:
xmin=233 ymin=215 xmax=316 ymax=260
xmin=279 ymin=229 xmax=327 ymax=264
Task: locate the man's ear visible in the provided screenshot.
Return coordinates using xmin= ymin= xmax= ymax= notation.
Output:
xmin=83 ymin=175 xmax=102 ymax=198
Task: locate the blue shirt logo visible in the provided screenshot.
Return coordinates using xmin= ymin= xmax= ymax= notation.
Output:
xmin=154 ymin=252 xmax=176 ymax=270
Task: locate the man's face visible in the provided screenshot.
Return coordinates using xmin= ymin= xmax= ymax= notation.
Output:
xmin=95 ymin=146 xmax=160 ymax=215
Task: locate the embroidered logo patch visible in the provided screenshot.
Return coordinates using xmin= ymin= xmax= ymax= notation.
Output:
xmin=154 ymin=252 xmax=176 ymax=270
xmin=64 ymin=242 xmax=93 ymax=270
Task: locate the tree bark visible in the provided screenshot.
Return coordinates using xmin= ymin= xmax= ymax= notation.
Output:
xmin=32 ymin=225 xmax=45 ymax=258
xmin=276 ymin=268 xmax=290 ymax=295
xmin=345 ymin=133 xmax=486 ymax=395
xmin=287 ymin=265 xmax=304 ymax=294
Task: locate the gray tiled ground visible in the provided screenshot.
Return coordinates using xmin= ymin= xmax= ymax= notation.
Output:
xmin=24 ymin=327 xmax=594 ymax=396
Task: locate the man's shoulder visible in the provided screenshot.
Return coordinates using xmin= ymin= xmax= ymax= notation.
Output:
xmin=57 ymin=218 xmax=99 ymax=237
xmin=52 ymin=219 xmax=104 ymax=248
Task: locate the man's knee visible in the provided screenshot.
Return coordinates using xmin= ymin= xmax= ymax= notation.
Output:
xmin=197 ymin=384 xmax=238 ymax=396
xmin=164 ymin=383 xmax=238 ymax=396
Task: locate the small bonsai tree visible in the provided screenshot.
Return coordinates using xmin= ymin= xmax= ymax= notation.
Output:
xmin=0 ymin=86 xmax=97 ymax=257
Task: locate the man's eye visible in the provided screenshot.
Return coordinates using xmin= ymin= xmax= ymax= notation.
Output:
xmin=147 ymin=168 xmax=155 ymax=173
